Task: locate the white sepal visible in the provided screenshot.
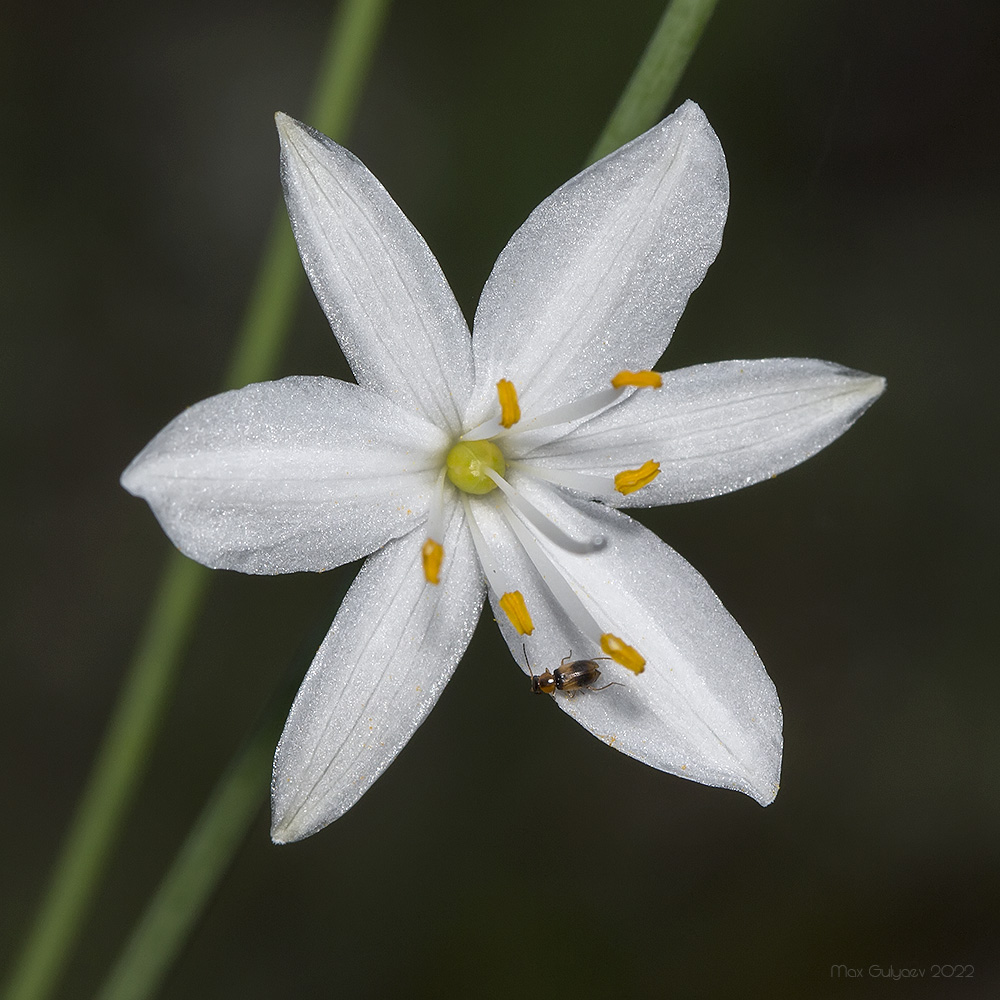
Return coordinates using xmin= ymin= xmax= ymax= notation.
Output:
xmin=522 ymin=359 xmax=887 ymax=507
xmin=277 ymin=114 xmax=474 ymax=434
xmin=121 ymin=376 xmax=446 ymax=574
xmin=485 ymin=478 xmax=782 ymax=805
xmin=270 ymin=502 xmax=484 ymax=842
xmin=466 ymin=100 xmax=728 ymax=426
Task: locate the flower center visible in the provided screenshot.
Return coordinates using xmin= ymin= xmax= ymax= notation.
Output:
xmin=424 ymin=372 xmax=658 ymax=678
xmin=445 ymin=439 xmax=506 ymax=495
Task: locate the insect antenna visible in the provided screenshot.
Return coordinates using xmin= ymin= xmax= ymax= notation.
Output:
xmin=591 ymin=681 xmax=624 ymax=692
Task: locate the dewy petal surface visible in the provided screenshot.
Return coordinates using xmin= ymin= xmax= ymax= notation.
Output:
xmin=121 ymin=376 xmax=446 ymax=574
xmin=523 ymin=359 xmax=887 ymax=507
xmin=271 ymin=503 xmax=484 ymax=842
xmin=482 ymin=477 xmax=781 ymax=804
xmin=277 ymin=113 xmax=474 ymax=434
xmin=466 ymin=100 xmax=728 ymax=426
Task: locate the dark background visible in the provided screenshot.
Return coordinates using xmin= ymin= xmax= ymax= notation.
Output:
xmin=3 ymin=0 xmax=997 ymax=997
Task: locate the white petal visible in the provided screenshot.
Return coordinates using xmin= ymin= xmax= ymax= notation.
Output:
xmin=466 ymin=101 xmax=727 ymax=426
xmin=479 ymin=479 xmax=781 ymax=804
xmin=277 ymin=113 xmax=474 ymax=434
xmin=521 ymin=359 xmax=886 ymax=507
xmin=271 ymin=503 xmax=484 ymax=842
xmin=121 ymin=376 xmax=446 ymax=574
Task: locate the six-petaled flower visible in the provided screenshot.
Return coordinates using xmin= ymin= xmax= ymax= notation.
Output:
xmin=122 ymin=102 xmax=884 ymax=842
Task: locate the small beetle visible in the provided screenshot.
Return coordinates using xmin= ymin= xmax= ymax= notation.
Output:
xmin=523 ymin=645 xmax=613 ymax=695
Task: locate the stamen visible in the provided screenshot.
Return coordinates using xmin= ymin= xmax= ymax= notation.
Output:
xmin=496 ymin=378 xmax=521 ymax=429
xmin=421 ymin=538 xmax=443 ymax=585
xmin=468 ymin=369 xmax=663 ymax=443
xmin=492 ymin=386 xmax=623 ymax=438
xmin=499 ymin=591 xmax=534 ymax=636
xmin=600 ymin=633 xmax=646 ymax=674
xmin=614 ymin=460 xmax=661 ymax=495
xmin=483 ymin=467 xmax=606 ymax=555
xmin=497 ymin=500 xmax=607 ymax=643
xmin=611 ymin=369 xmax=662 ymax=389
xmin=499 ymin=503 xmax=643 ymax=680
xmin=421 ymin=468 xmax=448 ymax=584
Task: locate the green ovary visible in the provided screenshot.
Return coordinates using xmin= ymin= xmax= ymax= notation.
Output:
xmin=446 ymin=439 xmax=506 ymax=495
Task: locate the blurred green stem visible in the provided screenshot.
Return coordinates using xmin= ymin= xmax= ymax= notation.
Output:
xmin=587 ymin=0 xmax=720 ymax=164
xmin=94 ymin=691 xmax=291 ymax=1000
xmin=4 ymin=555 xmax=208 ymax=1000
xmin=1 ymin=4 xmax=391 ymax=1000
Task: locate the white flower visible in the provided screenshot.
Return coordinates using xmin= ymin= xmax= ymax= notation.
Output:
xmin=121 ymin=102 xmax=884 ymax=843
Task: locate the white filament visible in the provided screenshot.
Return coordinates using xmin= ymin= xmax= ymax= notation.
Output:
xmin=512 ymin=462 xmax=611 ymax=495
xmin=483 ymin=467 xmax=606 ymax=555
xmin=460 ymin=495 xmax=519 ymax=602
xmin=425 ymin=467 xmax=448 ymax=542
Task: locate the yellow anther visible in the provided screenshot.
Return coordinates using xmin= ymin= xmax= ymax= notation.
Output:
xmin=496 ymin=378 xmax=521 ymax=428
xmin=421 ymin=538 xmax=444 ymax=585
xmin=499 ymin=591 xmax=534 ymax=635
xmin=600 ymin=633 xmax=646 ymax=674
xmin=611 ymin=369 xmax=663 ymax=389
xmin=614 ymin=459 xmax=661 ymax=496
